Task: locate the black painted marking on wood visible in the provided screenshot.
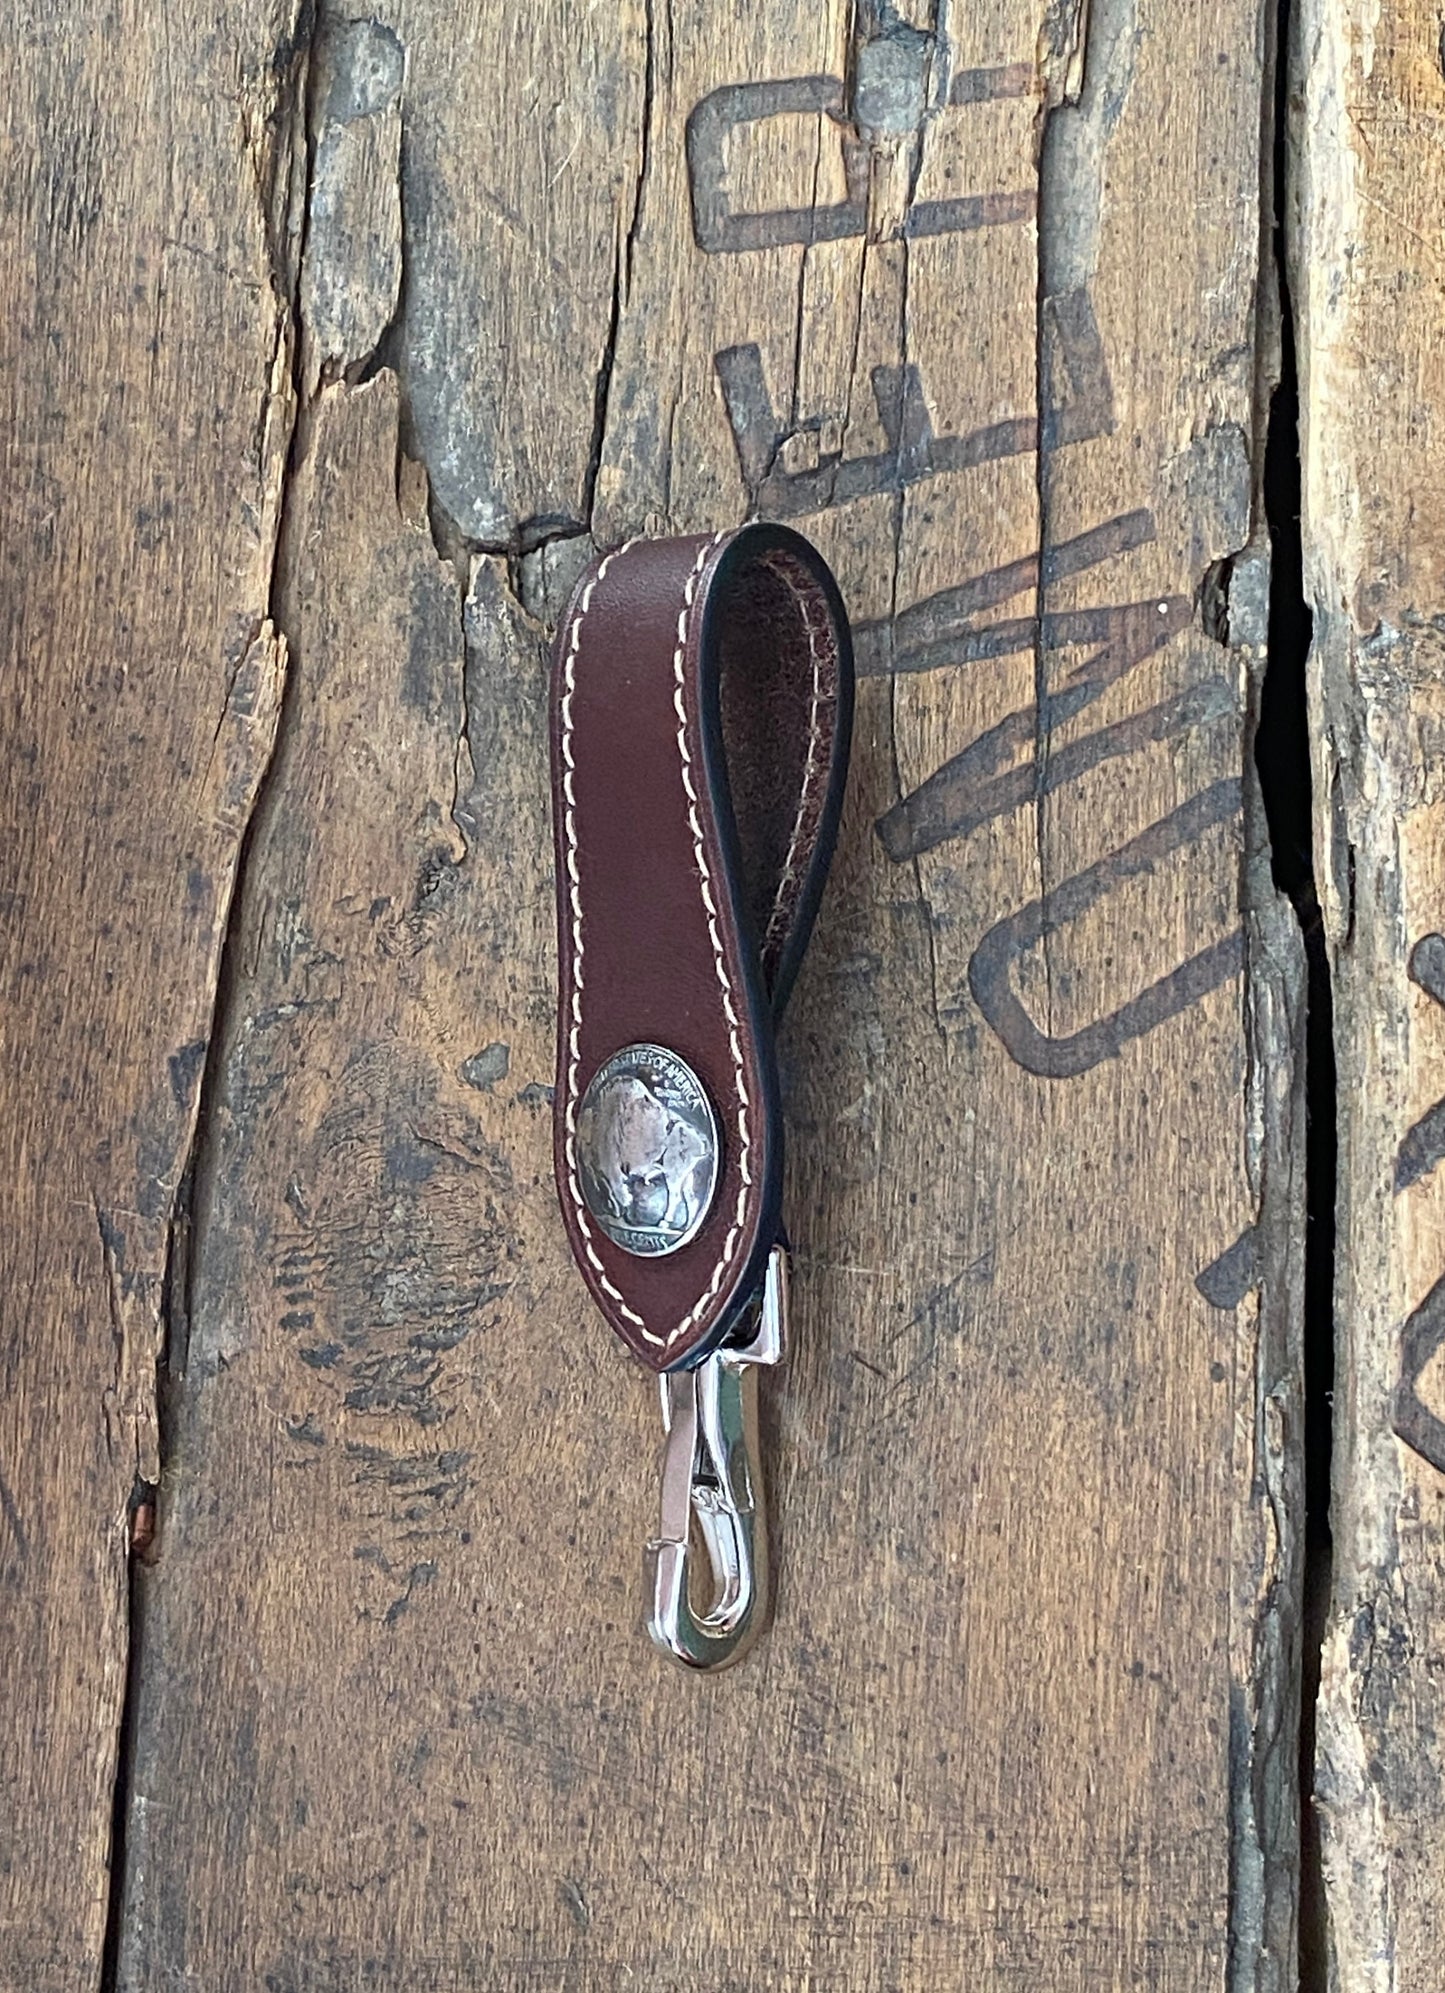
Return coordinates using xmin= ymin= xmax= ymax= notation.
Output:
xmin=687 ymin=68 xmax=1036 ymax=255
xmin=1407 ymin=930 xmax=1445 ymax=1007
xmin=718 ymin=291 xmax=1112 ymax=520
xmin=852 ymin=418 xmax=1236 ymax=1073
xmin=966 ymin=780 xmax=1245 ymax=1078
xmin=1396 ymin=934 xmax=1445 ymax=1192
xmin=949 ymin=62 xmax=1036 ymax=105
xmin=1390 ymin=934 xmax=1445 ymax=1471
xmin=853 ymin=507 xmax=1156 ymax=677
xmin=1393 ymin=1099 xmax=1445 ymax=1195
xmin=1196 ymin=1226 xmax=1260 ymax=1311
xmin=167 ymin=1038 xmax=208 ymax=1111
xmin=880 ymin=673 xmax=1232 ymax=862
xmin=1041 ymin=288 xmax=1117 ymax=451
xmin=874 ymin=598 xmax=1190 ymax=674
xmin=688 ymin=77 xmax=865 ymax=255
xmin=1394 ymin=1271 xmax=1445 ymax=1476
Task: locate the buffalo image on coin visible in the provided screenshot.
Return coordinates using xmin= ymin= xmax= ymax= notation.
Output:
xmin=576 ymin=1045 xmax=719 ymax=1256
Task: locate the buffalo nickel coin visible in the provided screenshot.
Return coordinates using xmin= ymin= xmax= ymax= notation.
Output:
xmin=575 ymin=1044 xmax=720 ymax=1257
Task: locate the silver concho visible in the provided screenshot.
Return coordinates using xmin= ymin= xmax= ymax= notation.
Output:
xmin=575 ymin=1044 xmax=720 ymax=1257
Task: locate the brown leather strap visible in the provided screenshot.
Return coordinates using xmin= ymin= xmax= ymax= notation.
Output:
xmin=550 ymin=525 xmax=853 ymax=1372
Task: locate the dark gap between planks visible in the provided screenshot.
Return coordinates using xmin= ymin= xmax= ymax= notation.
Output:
xmin=1254 ymin=0 xmax=1331 ymax=1978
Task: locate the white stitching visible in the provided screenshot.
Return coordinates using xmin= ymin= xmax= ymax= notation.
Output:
xmin=560 ymin=529 xmax=742 ymax=1354
xmin=664 ymin=529 xmax=749 ymax=1349
xmin=559 ymin=536 xmax=656 ymax=1337
xmin=757 ymin=551 xmax=831 ymax=961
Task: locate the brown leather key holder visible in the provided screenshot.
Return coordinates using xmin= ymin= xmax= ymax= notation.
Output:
xmin=550 ymin=524 xmax=853 ymax=1669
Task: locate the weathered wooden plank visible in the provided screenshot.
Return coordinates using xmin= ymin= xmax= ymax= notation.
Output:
xmin=113 ymin=1 xmax=1300 ymax=1987
xmin=1293 ymin=0 xmax=1445 ymax=1983
xmin=0 ymin=5 xmax=309 ymax=1986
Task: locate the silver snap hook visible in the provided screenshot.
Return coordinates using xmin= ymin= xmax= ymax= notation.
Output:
xmin=644 ymin=1247 xmax=788 ymax=1671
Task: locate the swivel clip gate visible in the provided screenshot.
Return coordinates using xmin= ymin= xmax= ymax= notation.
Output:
xmin=644 ymin=1246 xmax=788 ymax=1671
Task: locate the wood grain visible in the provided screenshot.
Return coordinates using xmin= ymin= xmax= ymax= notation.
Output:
xmin=1293 ymin=0 xmax=1445 ymax=1983
xmin=0 ymin=5 xmax=305 ymax=1984
xmin=2 ymin=0 xmax=1304 ymax=1987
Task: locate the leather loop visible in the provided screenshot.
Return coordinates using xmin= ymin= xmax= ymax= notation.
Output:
xmin=551 ymin=524 xmax=853 ymax=1371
